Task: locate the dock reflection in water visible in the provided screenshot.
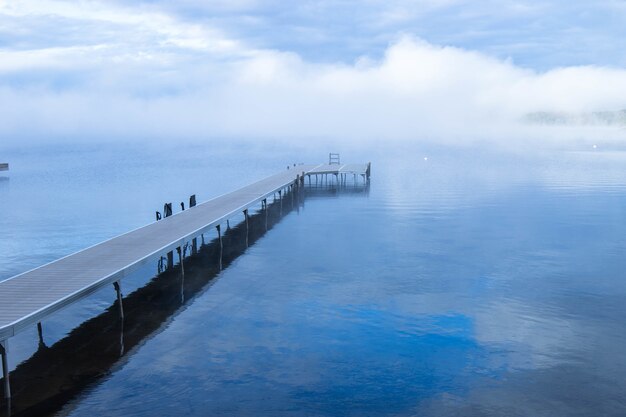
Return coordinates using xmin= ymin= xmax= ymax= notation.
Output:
xmin=0 ymin=182 xmax=369 ymax=417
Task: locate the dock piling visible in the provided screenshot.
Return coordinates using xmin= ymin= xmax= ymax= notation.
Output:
xmin=216 ymin=225 xmax=223 ymax=270
xmin=37 ymin=322 xmax=45 ymax=347
xmin=179 ymin=251 xmax=185 ymax=304
xmin=263 ymin=199 xmax=268 ymax=231
xmin=176 ymin=247 xmax=184 ymax=272
xmin=0 ymin=340 xmax=9 ymax=400
xmin=167 ymin=251 xmax=174 ymax=269
xmin=113 ymin=281 xmax=124 ymax=320
xmin=244 ymin=209 xmax=249 ymax=248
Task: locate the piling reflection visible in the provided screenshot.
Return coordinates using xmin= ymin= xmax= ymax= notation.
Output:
xmin=0 ymin=181 xmax=368 ymax=417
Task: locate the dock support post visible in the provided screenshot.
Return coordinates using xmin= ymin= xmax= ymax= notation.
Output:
xmin=177 ymin=247 xmax=185 ymax=304
xmin=263 ymin=199 xmax=268 ymax=231
xmin=119 ymin=319 xmax=125 ymax=357
xmin=0 ymin=340 xmax=10 ymax=400
xmin=216 ymin=225 xmax=223 ymax=270
xmin=243 ymin=209 xmax=249 ymax=248
xmin=177 ymin=247 xmax=184 ymax=273
xmin=113 ymin=281 xmax=124 ymax=320
xmin=167 ymin=251 xmax=174 ymax=269
xmin=279 ymin=190 xmax=282 ymax=216
xmin=37 ymin=322 xmax=45 ymax=347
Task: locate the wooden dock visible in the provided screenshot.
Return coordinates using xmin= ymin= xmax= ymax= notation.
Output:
xmin=0 ymin=161 xmax=370 ymax=401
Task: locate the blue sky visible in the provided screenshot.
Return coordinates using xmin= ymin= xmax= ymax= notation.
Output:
xmin=133 ymin=0 xmax=626 ymax=69
xmin=1 ymin=0 xmax=626 ymax=145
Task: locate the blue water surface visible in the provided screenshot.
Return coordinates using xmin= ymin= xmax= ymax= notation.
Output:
xmin=1 ymin=141 xmax=625 ymax=416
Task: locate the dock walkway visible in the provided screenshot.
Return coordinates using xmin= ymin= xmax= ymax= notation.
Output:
xmin=0 ymin=162 xmax=369 ymax=400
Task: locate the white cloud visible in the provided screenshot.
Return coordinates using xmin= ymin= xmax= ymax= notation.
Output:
xmin=1 ymin=1 xmax=626 ymax=148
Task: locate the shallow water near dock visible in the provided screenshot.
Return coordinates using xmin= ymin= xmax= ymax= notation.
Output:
xmin=1 ymin=141 xmax=626 ymax=416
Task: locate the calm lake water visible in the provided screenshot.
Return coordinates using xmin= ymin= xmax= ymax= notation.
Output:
xmin=1 ymin=141 xmax=626 ymax=416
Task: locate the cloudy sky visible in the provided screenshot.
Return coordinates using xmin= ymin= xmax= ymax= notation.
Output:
xmin=1 ymin=0 xmax=626 ymax=145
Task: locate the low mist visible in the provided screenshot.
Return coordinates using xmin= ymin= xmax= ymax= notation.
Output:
xmin=1 ymin=1 xmax=625 ymax=150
